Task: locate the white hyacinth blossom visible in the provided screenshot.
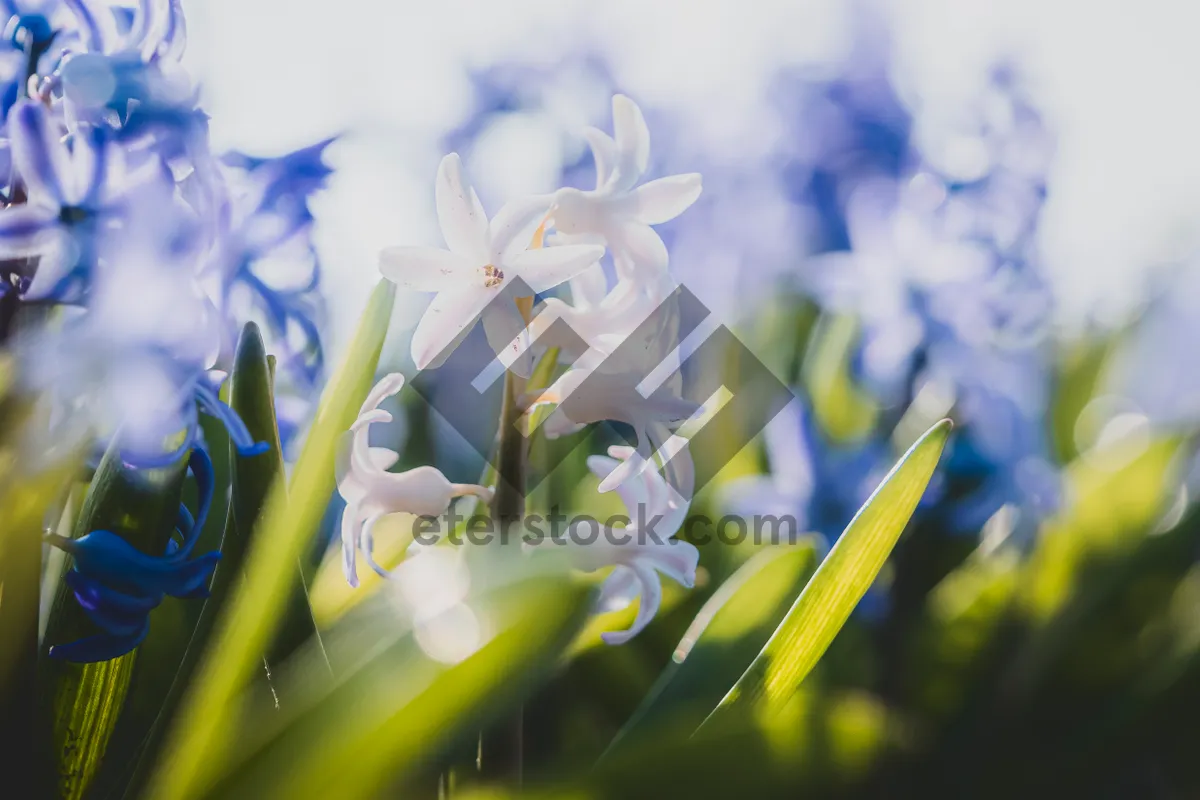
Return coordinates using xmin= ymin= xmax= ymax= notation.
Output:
xmin=551 ymin=444 xmax=698 ymax=645
xmin=336 ymin=373 xmax=492 ymax=587
xmin=551 ymin=94 xmax=702 ymax=278
xmin=379 ymin=153 xmax=603 ymax=374
xmin=349 ymin=94 xmax=707 ymax=648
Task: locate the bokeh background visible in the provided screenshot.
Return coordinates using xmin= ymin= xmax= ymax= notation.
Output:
xmin=153 ymin=2 xmax=1200 ymax=795
xmin=184 ymin=0 xmax=1200 ymax=345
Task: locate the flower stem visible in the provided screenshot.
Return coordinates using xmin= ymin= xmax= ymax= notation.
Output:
xmin=477 ymin=299 xmax=533 ymax=786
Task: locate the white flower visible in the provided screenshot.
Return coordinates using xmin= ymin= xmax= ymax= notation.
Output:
xmin=550 ymin=95 xmax=702 ymax=278
xmin=379 ymin=153 xmax=604 ymax=374
xmin=336 ymin=373 xmax=492 ymax=587
xmin=547 ymin=444 xmax=698 ymax=645
xmin=528 ymin=262 xmax=673 ymax=369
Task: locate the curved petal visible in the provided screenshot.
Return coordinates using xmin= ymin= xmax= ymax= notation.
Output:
xmin=634 ymin=173 xmax=702 ymax=225
xmin=509 ymin=244 xmax=604 ymax=294
xmin=610 ymin=94 xmax=650 ymax=193
xmin=359 ymin=512 xmax=391 ymax=579
xmin=64 ymin=0 xmax=121 ymax=53
xmin=340 ymin=503 xmax=363 ymax=587
xmin=601 ymin=560 xmax=661 ymax=645
xmin=569 ymin=262 xmax=608 ymax=308
xmin=587 ymin=450 xmax=651 ymax=517
xmin=596 ymin=564 xmax=639 ymax=612
xmin=582 ymin=126 xmax=618 ymax=191
xmin=410 ymin=284 xmax=492 ymax=370
xmin=9 ymin=100 xmax=67 ymax=206
xmin=646 ymin=540 xmax=699 ymax=589
xmin=361 ymin=372 xmax=407 ymax=415
xmin=0 ymin=204 xmax=59 ymax=247
xmin=489 ymin=193 xmax=554 ymax=263
xmin=379 ymin=245 xmax=473 ymax=292
xmin=435 ymin=153 xmax=489 ymax=262
xmin=612 ymin=220 xmax=669 ymax=276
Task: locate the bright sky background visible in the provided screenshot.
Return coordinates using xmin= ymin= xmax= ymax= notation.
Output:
xmin=180 ymin=0 xmax=1200 ymax=358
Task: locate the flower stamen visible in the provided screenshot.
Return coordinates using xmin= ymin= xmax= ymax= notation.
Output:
xmin=483 ymin=263 xmax=504 ymax=288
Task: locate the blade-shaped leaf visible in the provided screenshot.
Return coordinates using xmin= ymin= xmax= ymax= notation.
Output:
xmin=40 ymin=435 xmax=189 ymax=800
xmin=701 ymin=419 xmax=951 ymax=727
xmin=602 ymin=543 xmax=820 ymax=760
xmin=227 ymin=323 xmax=323 ymax=666
xmin=113 ymin=323 xmax=300 ymax=799
xmin=211 ymin=573 xmax=592 ymax=798
xmin=147 ymin=280 xmax=395 ymax=799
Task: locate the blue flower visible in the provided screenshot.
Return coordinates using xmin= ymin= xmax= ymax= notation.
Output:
xmin=45 ymin=445 xmax=221 ymax=663
xmin=0 ymin=98 xmax=110 ymax=301
xmin=216 ymin=139 xmax=335 ymax=389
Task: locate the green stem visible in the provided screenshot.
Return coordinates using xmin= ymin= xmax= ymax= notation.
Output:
xmin=476 ymin=366 xmax=528 ymax=786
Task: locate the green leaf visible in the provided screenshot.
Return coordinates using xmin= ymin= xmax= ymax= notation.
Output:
xmin=601 ymin=543 xmax=820 ymax=760
xmin=39 ymin=435 xmax=189 ymax=800
xmin=113 ymin=323 xmax=302 ymax=799
xmin=148 ymin=280 xmax=395 ymax=800
xmin=1022 ymin=433 xmax=1181 ymax=622
xmin=701 ymin=419 xmax=951 ymax=727
xmin=227 ymin=323 xmax=323 ymax=666
xmin=211 ymin=572 xmax=592 ymax=798
xmin=802 ymin=312 xmax=880 ymax=443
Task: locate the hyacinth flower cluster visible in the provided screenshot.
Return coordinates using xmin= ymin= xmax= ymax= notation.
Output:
xmin=0 ymin=0 xmax=331 ymax=662
xmin=443 ymin=35 xmax=1062 ymax=561
xmin=342 ymin=95 xmax=704 ymax=644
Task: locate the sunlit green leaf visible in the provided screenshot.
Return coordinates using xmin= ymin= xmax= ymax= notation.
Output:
xmin=40 ymin=435 xmax=188 ymax=800
xmin=211 ymin=573 xmax=592 ymax=798
xmin=148 ymin=280 xmax=395 ymax=799
xmin=702 ymin=419 xmax=951 ymax=726
xmin=602 ymin=543 xmax=820 ymax=759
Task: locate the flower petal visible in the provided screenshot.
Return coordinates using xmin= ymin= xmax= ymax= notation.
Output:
xmin=509 ymin=244 xmax=604 ymax=295
xmin=9 ymin=100 xmax=67 ymax=206
xmin=340 ymin=503 xmax=363 ymax=587
xmin=610 ymin=94 xmax=650 ymax=193
xmin=646 ymin=540 xmax=699 ymax=589
xmin=634 ymin=173 xmax=702 ymax=225
xmin=612 ymin=220 xmax=669 ymax=277
xmin=410 ymin=284 xmax=493 ymax=370
xmin=596 ymin=564 xmax=639 ymax=612
xmin=490 ymin=193 xmax=554 ymax=263
xmin=582 ymin=126 xmax=618 ymax=191
xmin=64 ymin=0 xmax=122 ymax=52
xmin=569 ymin=262 xmax=608 ymax=308
xmin=379 ymin=245 xmax=473 ymax=292
xmin=601 ymin=561 xmax=660 ymax=645
xmin=436 ymin=153 xmax=489 ymax=262
xmin=0 ymin=203 xmax=59 ymax=245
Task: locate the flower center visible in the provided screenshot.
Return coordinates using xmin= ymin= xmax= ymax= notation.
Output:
xmin=483 ymin=264 xmax=504 ymax=288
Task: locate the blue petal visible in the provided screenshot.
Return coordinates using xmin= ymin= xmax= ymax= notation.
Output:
xmin=48 ymin=622 xmax=149 ymax=663
xmin=194 ymin=380 xmax=269 ymax=457
xmin=67 ymin=572 xmax=161 ymax=637
xmin=8 ymin=100 xmax=66 ymax=206
xmin=47 ymin=529 xmax=220 ymax=597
